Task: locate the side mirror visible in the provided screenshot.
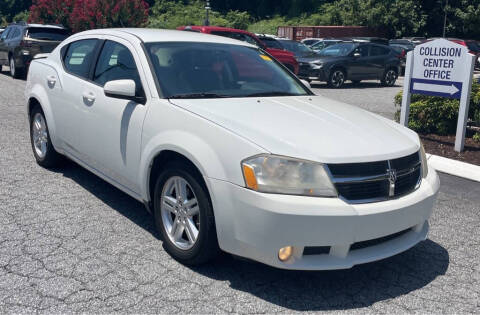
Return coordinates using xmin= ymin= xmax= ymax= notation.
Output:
xmin=300 ymin=79 xmax=311 ymax=88
xmin=104 ymin=79 xmax=145 ymax=104
xmin=353 ymin=52 xmax=361 ymax=58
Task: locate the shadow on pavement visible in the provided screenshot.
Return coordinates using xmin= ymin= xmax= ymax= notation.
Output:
xmin=57 ymin=160 xmax=448 ymax=312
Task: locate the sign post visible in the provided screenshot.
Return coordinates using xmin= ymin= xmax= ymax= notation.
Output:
xmin=400 ymin=38 xmax=475 ymax=152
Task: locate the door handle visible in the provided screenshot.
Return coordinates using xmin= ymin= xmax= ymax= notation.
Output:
xmin=46 ymin=75 xmax=56 ymax=87
xmin=82 ymin=91 xmax=96 ymax=103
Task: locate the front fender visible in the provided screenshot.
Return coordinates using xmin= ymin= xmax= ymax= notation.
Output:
xmin=139 ymin=130 xmax=228 ymax=202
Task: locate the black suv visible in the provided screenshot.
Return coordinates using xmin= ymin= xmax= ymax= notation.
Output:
xmin=0 ymin=22 xmax=70 ymax=78
xmin=297 ymin=42 xmax=401 ymax=88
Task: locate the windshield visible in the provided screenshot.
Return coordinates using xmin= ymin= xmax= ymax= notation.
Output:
xmin=146 ymin=42 xmax=310 ymax=99
xmin=319 ymin=43 xmax=356 ymax=56
xmin=27 ymin=27 xmax=69 ymax=41
xmin=280 ymin=40 xmax=313 ymax=56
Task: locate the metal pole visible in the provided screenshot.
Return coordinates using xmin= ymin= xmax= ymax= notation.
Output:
xmin=204 ymin=1 xmax=210 ymax=26
xmin=454 ymin=54 xmax=475 ymax=152
xmin=400 ymin=50 xmax=414 ymax=126
xmin=443 ymin=0 xmax=448 ymax=37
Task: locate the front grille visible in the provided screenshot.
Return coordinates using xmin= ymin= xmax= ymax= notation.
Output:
xmin=350 ymin=228 xmax=411 ymax=251
xmin=327 ymin=152 xmax=421 ymax=203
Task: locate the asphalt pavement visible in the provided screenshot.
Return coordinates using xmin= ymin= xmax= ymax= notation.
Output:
xmin=0 ymin=68 xmax=479 ymax=313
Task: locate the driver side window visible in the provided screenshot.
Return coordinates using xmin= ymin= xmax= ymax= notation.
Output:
xmin=355 ymin=45 xmax=369 ymax=57
xmin=93 ymin=40 xmax=142 ymax=94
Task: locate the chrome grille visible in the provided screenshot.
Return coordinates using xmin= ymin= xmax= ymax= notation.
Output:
xmin=327 ymin=152 xmax=422 ymax=203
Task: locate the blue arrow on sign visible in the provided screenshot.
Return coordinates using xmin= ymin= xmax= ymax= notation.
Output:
xmin=410 ymin=78 xmax=462 ymax=99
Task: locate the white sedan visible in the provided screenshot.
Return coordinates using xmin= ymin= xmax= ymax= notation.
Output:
xmin=25 ymin=29 xmax=439 ymax=270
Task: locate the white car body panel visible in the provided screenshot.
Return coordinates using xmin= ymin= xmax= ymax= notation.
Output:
xmin=25 ymin=28 xmax=440 ymax=270
xmin=170 ymin=96 xmax=420 ymax=163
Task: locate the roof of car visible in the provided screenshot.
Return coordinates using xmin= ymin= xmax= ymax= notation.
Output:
xmin=74 ymin=28 xmax=256 ymax=47
xmin=9 ymin=22 xmax=66 ymax=29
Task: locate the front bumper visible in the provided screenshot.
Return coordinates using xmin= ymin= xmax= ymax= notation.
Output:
xmin=298 ymin=63 xmax=328 ymax=81
xmin=207 ymin=166 xmax=440 ymax=270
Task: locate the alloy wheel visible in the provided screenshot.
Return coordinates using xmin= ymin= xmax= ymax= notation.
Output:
xmin=160 ymin=176 xmax=200 ymax=250
xmin=10 ymin=58 xmax=15 ymax=77
xmin=385 ymin=70 xmax=397 ymax=86
xmin=331 ymin=70 xmax=345 ymax=88
xmin=32 ymin=113 xmax=48 ymax=159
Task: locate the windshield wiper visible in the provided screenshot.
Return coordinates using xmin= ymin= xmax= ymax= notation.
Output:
xmin=245 ymin=91 xmax=302 ymax=97
xmin=168 ymin=93 xmax=230 ymax=99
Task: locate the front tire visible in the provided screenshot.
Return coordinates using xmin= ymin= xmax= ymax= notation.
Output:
xmin=29 ymin=105 xmax=63 ymax=168
xmin=153 ymin=162 xmax=219 ymax=265
xmin=328 ymin=69 xmax=346 ymax=88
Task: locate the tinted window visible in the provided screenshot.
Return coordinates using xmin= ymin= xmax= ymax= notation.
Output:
xmin=210 ymin=31 xmax=259 ymax=47
xmin=355 ymin=45 xmax=369 ymax=57
xmin=146 ymin=42 xmax=309 ymax=98
xmin=0 ymin=27 xmax=11 ymax=40
xmin=63 ymin=39 xmax=97 ymax=79
xmin=319 ymin=43 xmax=355 ymax=56
xmin=261 ymin=38 xmax=283 ymax=49
xmin=370 ymin=45 xmax=390 ymax=56
xmin=7 ymin=27 xmax=19 ymax=39
xmin=94 ymin=40 xmax=141 ymax=93
xmin=466 ymin=41 xmax=480 ymax=52
xmin=2 ymin=27 xmax=12 ymax=39
xmin=27 ymin=27 xmax=69 ymax=41
xmin=279 ymin=40 xmax=313 ymax=56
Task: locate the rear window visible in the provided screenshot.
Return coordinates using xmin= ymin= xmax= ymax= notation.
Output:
xmin=27 ymin=27 xmax=69 ymax=41
xmin=466 ymin=41 xmax=480 ymax=52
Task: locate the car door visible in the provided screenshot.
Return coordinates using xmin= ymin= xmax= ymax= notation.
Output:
xmin=347 ymin=44 xmax=372 ymax=79
xmin=55 ymin=38 xmax=100 ymax=157
xmin=0 ymin=27 xmax=12 ymax=64
xmin=369 ymin=45 xmax=391 ymax=79
xmin=68 ymin=38 xmax=148 ymax=194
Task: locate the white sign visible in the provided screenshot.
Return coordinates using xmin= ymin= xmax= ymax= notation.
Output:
xmin=411 ymin=39 xmax=470 ymax=99
xmin=400 ymin=38 xmax=476 ymax=152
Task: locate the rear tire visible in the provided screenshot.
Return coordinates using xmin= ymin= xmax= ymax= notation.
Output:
xmin=153 ymin=161 xmax=219 ymax=265
xmin=9 ymin=56 xmax=22 ymax=79
xmin=29 ymin=105 xmax=63 ymax=168
xmin=381 ymin=69 xmax=397 ymax=87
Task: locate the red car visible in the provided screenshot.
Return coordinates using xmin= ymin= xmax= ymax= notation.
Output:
xmin=429 ymin=38 xmax=480 ymax=68
xmin=177 ymin=26 xmax=299 ymax=74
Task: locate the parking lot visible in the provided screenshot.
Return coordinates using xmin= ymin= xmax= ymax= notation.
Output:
xmin=0 ymin=68 xmax=479 ymax=313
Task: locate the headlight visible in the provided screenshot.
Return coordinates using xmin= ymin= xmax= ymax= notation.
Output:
xmin=420 ymin=142 xmax=428 ymax=178
xmin=241 ymin=155 xmax=337 ymax=197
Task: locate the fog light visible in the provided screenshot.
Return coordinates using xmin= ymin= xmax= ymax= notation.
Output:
xmin=278 ymin=246 xmax=293 ymax=262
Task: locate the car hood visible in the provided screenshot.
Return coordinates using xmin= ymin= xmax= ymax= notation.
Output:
xmin=169 ymin=96 xmax=420 ymax=163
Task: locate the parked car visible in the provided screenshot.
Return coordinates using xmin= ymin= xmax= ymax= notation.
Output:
xmin=389 ymin=43 xmax=413 ymax=75
xmin=297 ymin=42 xmax=401 ymax=88
xmin=0 ymin=28 xmax=4 ymax=36
xmin=177 ymin=25 xmax=299 ymax=74
xmin=351 ymin=37 xmax=389 ymax=45
xmin=25 ymin=28 xmax=439 ymax=270
xmin=445 ymin=38 xmax=480 ymax=69
xmin=311 ymin=39 xmax=344 ymax=52
xmin=389 ymin=39 xmax=415 ymax=50
xmin=301 ymin=38 xmax=323 ymax=46
xmin=0 ymin=22 xmax=70 ymax=78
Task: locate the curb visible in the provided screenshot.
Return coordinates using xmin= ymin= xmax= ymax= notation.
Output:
xmin=426 ymin=154 xmax=480 ymax=182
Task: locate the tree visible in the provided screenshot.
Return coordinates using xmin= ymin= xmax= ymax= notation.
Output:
xmin=28 ymin=0 xmax=149 ymax=32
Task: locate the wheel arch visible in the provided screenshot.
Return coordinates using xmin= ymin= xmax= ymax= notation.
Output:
xmin=140 ymin=131 xmax=229 ymax=210
xmin=26 ymin=87 xmax=59 ymax=150
xmin=146 ymin=149 xmax=212 ymax=212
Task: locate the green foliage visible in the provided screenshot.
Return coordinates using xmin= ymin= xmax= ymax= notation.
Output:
xmin=394 ymin=82 xmax=480 ymax=135
xmin=13 ymin=10 xmax=29 ymax=23
xmin=148 ymin=0 xmax=251 ymax=30
xmin=473 ymin=132 xmax=480 ymax=142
